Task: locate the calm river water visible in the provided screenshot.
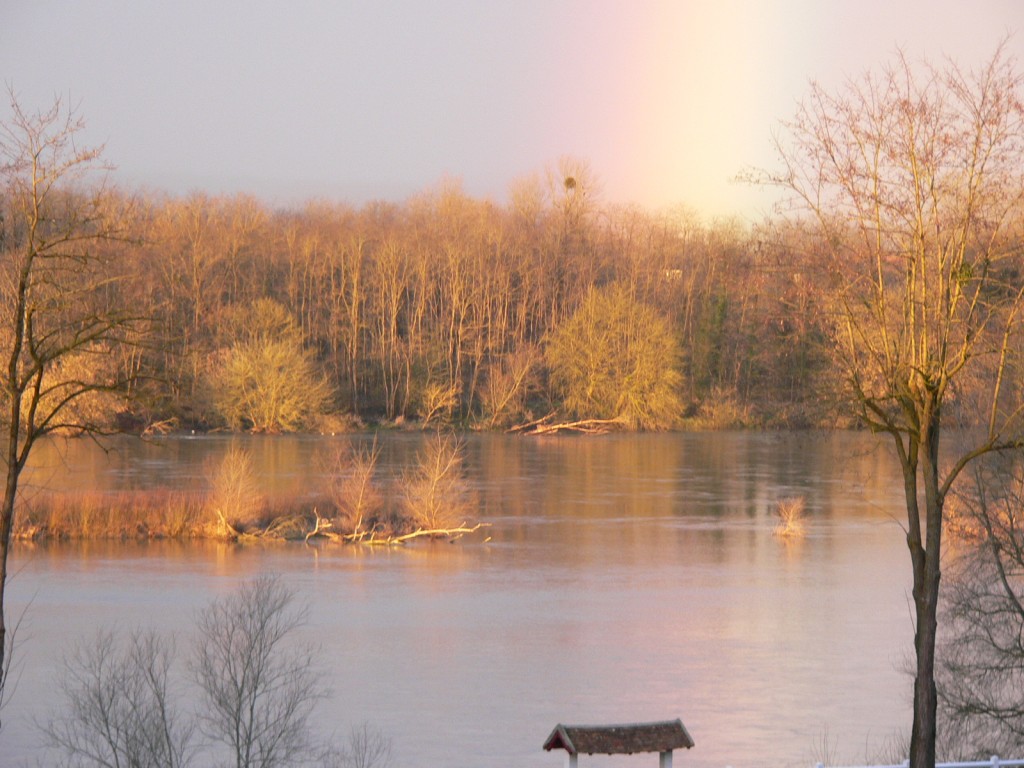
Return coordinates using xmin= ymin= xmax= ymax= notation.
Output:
xmin=3 ymin=431 xmax=912 ymax=768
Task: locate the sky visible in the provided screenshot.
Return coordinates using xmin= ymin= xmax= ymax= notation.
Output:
xmin=1 ymin=1 xmax=1021 ymax=222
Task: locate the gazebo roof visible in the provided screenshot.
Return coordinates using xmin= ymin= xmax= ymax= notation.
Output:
xmin=543 ymin=719 xmax=695 ymax=756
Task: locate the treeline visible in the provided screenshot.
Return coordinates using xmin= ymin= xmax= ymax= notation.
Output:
xmin=60 ymin=166 xmax=833 ymax=432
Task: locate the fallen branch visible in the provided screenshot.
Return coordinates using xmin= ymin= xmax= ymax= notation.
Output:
xmin=216 ymin=513 xmax=311 ymax=543
xmin=361 ymin=522 xmax=490 ymax=546
xmin=142 ymin=417 xmax=179 ymax=437
xmin=215 ymin=509 xmax=241 ymax=540
xmin=506 ymin=411 xmax=557 ymax=434
xmin=304 ymin=508 xmax=336 ymax=544
xmin=224 ymin=510 xmax=490 ymax=547
xmin=510 ymin=414 xmax=625 ymax=436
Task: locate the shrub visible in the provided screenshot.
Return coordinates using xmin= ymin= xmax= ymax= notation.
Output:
xmin=210 ymin=300 xmax=333 ymax=433
xmin=206 ymin=445 xmax=265 ymax=536
xmin=773 ymin=496 xmax=806 ymax=538
xmin=545 ymin=283 xmax=684 ymax=430
xmin=400 ymin=432 xmax=473 ymax=531
xmin=479 ymin=344 xmax=539 ymax=428
xmin=318 ymin=440 xmax=384 ymax=536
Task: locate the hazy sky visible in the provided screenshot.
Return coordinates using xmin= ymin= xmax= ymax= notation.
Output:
xmin=1 ymin=1 xmax=1020 ymax=220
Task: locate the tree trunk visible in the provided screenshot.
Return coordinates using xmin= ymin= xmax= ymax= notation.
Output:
xmin=908 ymin=406 xmax=943 ymax=768
xmin=910 ymin=569 xmax=939 ymax=768
xmin=0 ymin=488 xmax=15 ymax=720
xmin=0 ymin=402 xmax=21 ymax=729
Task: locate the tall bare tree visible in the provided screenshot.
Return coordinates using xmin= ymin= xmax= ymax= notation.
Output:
xmin=0 ymin=91 xmax=140 ymax=724
xmin=940 ymin=456 xmax=1024 ymax=757
xmin=761 ymin=45 xmax=1024 ymax=768
xmin=192 ymin=576 xmax=325 ymax=768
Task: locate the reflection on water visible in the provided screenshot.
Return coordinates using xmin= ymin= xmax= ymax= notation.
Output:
xmin=4 ymin=432 xmax=912 ymax=768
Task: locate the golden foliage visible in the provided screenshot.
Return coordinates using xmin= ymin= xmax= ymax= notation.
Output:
xmin=210 ymin=300 xmax=333 ymax=432
xmin=545 ymin=283 xmax=684 ymax=430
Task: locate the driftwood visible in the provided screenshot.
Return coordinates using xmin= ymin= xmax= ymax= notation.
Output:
xmin=217 ymin=513 xmax=309 ymax=542
xmin=141 ymin=417 xmax=179 ymax=437
xmin=302 ymin=508 xmax=489 ymax=547
xmin=359 ymin=522 xmax=488 ymax=546
xmin=215 ymin=509 xmax=242 ymax=539
xmin=304 ymin=509 xmax=335 ymax=543
xmin=508 ymin=413 xmax=624 ymax=436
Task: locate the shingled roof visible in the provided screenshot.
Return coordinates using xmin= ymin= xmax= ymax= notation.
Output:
xmin=543 ymin=719 xmax=695 ymax=756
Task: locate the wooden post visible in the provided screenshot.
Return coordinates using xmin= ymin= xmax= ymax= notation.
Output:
xmin=565 ymin=753 xmax=578 ymax=768
xmin=660 ymin=749 xmax=673 ymax=768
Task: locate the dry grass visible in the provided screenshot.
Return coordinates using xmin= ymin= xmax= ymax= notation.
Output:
xmin=15 ymin=489 xmax=207 ymax=540
xmin=773 ymin=496 xmax=807 ymax=538
xmin=14 ymin=488 xmax=328 ymax=542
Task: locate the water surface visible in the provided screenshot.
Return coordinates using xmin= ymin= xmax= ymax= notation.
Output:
xmin=4 ymin=431 xmax=912 ymax=767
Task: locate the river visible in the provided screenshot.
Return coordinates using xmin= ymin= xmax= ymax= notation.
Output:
xmin=2 ymin=431 xmax=912 ymax=768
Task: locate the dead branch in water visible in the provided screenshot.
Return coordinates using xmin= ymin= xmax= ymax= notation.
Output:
xmin=362 ymin=522 xmax=490 ymax=546
xmin=505 ymin=411 xmax=557 ymax=434
xmin=141 ymin=418 xmax=179 ymax=437
xmin=304 ymin=509 xmax=334 ymax=544
xmin=300 ymin=508 xmax=489 ymax=547
xmin=508 ymin=413 xmax=624 ymax=436
xmin=214 ymin=508 xmax=242 ymax=540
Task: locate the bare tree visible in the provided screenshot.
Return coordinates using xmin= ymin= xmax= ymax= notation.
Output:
xmin=760 ymin=43 xmax=1024 ymax=768
xmin=366 ymin=239 xmax=413 ymax=421
xmin=318 ymin=439 xmax=383 ymax=537
xmin=43 ymin=629 xmax=194 ymax=768
xmin=939 ymin=456 xmax=1024 ymax=756
xmin=480 ymin=343 xmax=539 ymax=428
xmin=43 ymin=578 xmax=384 ymax=768
xmin=0 ymin=629 xmax=11 ymax=727
xmin=340 ymin=722 xmax=393 ymax=768
xmin=317 ymin=722 xmax=394 ymax=768
xmin=0 ymin=90 xmax=141 ymax=725
xmin=400 ymin=431 xmax=473 ymax=532
xmin=192 ymin=576 xmax=326 ymax=768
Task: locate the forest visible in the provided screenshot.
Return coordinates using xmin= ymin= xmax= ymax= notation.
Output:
xmin=25 ymin=161 xmax=835 ymax=435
